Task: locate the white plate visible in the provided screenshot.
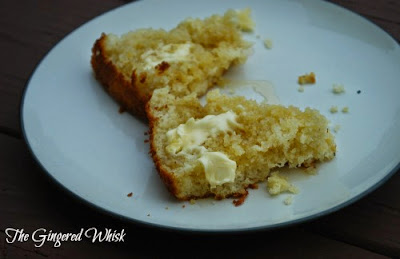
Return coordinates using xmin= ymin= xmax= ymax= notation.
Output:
xmin=21 ymin=0 xmax=400 ymax=232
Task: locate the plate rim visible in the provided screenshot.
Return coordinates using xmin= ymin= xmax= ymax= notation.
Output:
xmin=20 ymin=0 xmax=400 ymax=233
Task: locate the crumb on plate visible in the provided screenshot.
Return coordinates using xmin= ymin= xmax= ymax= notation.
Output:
xmin=332 ymin=84 xmax=345 ymax=94
xmin=304 ymin=165 xmax=317 ymax=175
xmin=284 ymin=196 xmax=293 ymax=205
xmin=330 ymin=106 xmax=338 ymax=113
xmin=263 ymin=38 xmax=273 ymax=49
xmin=298 ymin=72 xmax=316 ymax=85
xmin=267 ymin=171 xmax=299 ymax=195
xmin=333 ymin=124 xmax=341 ymax=133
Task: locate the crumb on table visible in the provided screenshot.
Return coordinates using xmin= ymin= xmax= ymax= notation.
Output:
xmin=127 ymin=192 xmax=133 ymax=197
xmin=342 ymin=106 xmax=349 ymax=113
xmin=333 ymin=124 xmax=341 ymax=133
xmin=298 ymin=86 xmax=305 ymax=92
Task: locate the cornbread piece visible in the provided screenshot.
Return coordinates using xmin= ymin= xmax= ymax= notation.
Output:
xmin=147 ymin=88 xmax=336 ymax=200
xmin=298 ymin=72 xmax=316 ymax=85
xmin=342 ymin=106 xmax=349 ymax=113
xmin=330 ymin=106 xmax=338 ymax=113
xmin=91 ymin=10 xmax=253 ymax=119
xmin=267 ymin=171 xmax=298 ymax=195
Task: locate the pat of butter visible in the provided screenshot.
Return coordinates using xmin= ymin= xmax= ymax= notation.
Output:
xmin=141 ymin=43 xmax=192 ymax=70
xmin=198 ymin=152 xmax=236 ymax=187
xmin=166 ymin=111 xmax=240 ymax=155
xmin=166 ymin=111 xmax=241 ymax=187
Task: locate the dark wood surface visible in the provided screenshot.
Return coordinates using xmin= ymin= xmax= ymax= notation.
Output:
xmin=1 ymin=0 xmax=399 ymax=257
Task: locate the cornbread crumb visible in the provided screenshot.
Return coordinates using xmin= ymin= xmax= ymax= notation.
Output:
xmin=333 ymin=124 xmax=341 ymax=133
xmin=263 ymin=38 xmax=273 ymax=49
xmin=233 ymin=192 xmax=248 ymax=206
xmin=189 ymin=199 xmax=196 ymax=205
xmin=127 ymin=192 xmax=133 ymax=197
xmin=284 ymin=196 xmax=293 ymax=205
xmin=330 ymin=106 xmax=338 ymax=113
xmin=332 ymin=84 xmax=345 ymax=94
xmin=342 ymin=106 xmax=349 ymax=113
xmin=298 ymin=72 xmax=316 ymax=85
xmin=267 ymin=172 xmax=299 ymax=195
xmin=298 ymin=86 xmax=305 ymax=92
xmin=304 ymin=165 xmax=317 ymax=175
xmin=231 ymin=8 xmax=255 ymax=31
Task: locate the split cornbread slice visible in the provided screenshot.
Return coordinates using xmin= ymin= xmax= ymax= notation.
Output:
xmin=147 ymin=88 xmax=336 ymax=200
xmin=91 ymin=9 xmax=253 ymax=119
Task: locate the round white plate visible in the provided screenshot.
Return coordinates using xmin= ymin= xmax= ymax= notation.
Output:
xmin=22 ymin=0 xmax=400 ymax=232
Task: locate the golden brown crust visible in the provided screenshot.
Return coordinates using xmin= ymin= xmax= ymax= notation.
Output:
xmin=91 ymin=33 xmax=148 ymax=120
xmin=146 ymin=103 xmax=180 ymax=198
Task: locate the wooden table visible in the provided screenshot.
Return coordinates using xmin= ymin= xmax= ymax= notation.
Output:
xmin=1 ymin=1 xmax=399 ymax=257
